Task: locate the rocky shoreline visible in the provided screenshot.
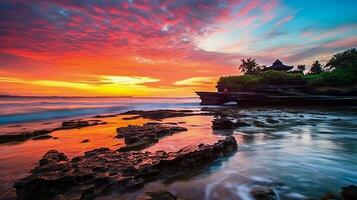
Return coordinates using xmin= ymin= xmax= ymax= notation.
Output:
xmin=14 ymin=136 xmax=237 ymax=200
xmin=0 ymin=110 xmax=206 ymax=144
xmin=0 ymin=119 xmax=106 ymax=144
xmin=116 ymin=122 xmax=188 ymax=152
xmin=2 ymin=108 xmax=356 ymax=200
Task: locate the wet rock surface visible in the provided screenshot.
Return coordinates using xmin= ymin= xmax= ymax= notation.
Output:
xmin=341 ymin=185 xmax=357 ymax=200
xmin=14 ymin=136 xmax=238 ymax=200
xmin=60 ymin=120 xmax=106 ymax=129
xmin=212 ymin=117 xmax=250 ymax=130
xmin=212 ymin=118 xmax=236 ymax=130
xmin=136 ymin=190 xmax=179 ymax=200
xmin=32 ymin=135 xmax=53 ymax=140
xmin=81 ymin=139 xmax=90 ymax=143
xmin=116 ymin=123 xmax=188 ymax=151
xmin=0 ymin=119 xmax=106 ymax=144
xmin=0 ymin=129 xmax=53 ymax=143
xmin=120 ymin=109 xmax=203 ymax=120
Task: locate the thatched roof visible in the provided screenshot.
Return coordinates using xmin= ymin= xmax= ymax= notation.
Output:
xmin=266 ymin=59 xmax=293 ymax=71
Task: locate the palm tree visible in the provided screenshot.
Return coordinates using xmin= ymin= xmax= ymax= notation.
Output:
xmin=309 ymin=60 xmax=323 ymax=74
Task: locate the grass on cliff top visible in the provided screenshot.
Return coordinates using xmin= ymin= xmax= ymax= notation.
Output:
xmin=218 ymin=67 xmax=357 ymax=89
xmin=218 ymin=70 xmax=303 ymax=89
xmin=303 ymin=67 xmax=357 ymax=87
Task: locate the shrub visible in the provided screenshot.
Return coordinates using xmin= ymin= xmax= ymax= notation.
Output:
xmin=325 ymin=48 xmax=357 ymax=70
xmin=218 ymin=70 xmax=303 ymax=89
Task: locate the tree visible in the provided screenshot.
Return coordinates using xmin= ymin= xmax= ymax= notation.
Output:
xmin=238 ymin=58 xmax=262 ymax=74
xmin=309 ymin=60 xmax=323 ymax=74
xmin=325 ymin=48 xmax=357 ymax=70
xmin=297 ymin=65 xmax=306 ymax=72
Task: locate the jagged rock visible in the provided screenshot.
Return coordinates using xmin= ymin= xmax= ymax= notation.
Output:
xmin=0 ymin=119 xmax=106 ymax=144
xmin=81 ymin=139 xmax=90 ymax=143
xmin=14 ymin=137 xmax=237 ymax=200
xmin=60 ymin=120 xmax=105 ymax=129
xmin=212 ymin=118 xmax=236 ymax=130
xmin=38 ymin=150 xmax=68 ymax=165
xmin=116 ymin=123 xmax=187 ymax=151
xmin=341 ymin=185 xmax=357 ymax=200
xmin=212 ymin=118 xmax=250 ymax=130
xmin=250 ymin=186 xmax=276 ymax=200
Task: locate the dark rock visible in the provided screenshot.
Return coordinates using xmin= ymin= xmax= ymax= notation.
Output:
xmin=253 ymin=120 xmax=267 ymax=127
xmin=341 ymin=185 xmax=357 ymax=200
xmin=32 ymin=135 xmax=53 ymax=140
xmin=250 ymin=186 xmax=276 ymax=200
xmin=136 ymin=190 xmax=177 ymax=200
xmin=0 ymin=129 xmax=53 ymax=144
xmin=212 ymin=118 xmax=250 ymax=130
xmin=212 ymin=118 xmax=236 ymax=130
xmin=265 ymin=118 xmax=279 ymax=124
xmin=235 ymin=120 xmax=251 ymax=127
xmin=81 ymin=139 xmax=90 ymax=143
xmin=14 ymin=137 xmax=237 ymax=200
xmin=165 ymin=122 xmax=178 ymax=125
xmin=38 ymin=150 xmax=68 ymax=165
xmin=116 ymin=123 xmax=187 ymax=151
xmin=320 ymin=192 xmax=336 ymax=200
xmin=0 ymin=119 xmax=105 ymax=144
xmin=92 ymin=114 xmax=117 ymax=118
xmin=122 ymin=115 xmax=142 ymax=120
xmin=120 ymin=109 xmax=196 ymax=120
xmin=60 ymin=120 xmax=105 ymax=130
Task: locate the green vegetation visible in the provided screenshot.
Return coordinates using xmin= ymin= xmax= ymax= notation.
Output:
xmin=304 ymin=64 xmax=357 ymax=86
xmin=308 ymin=60 xmax=323 ymax=74
xmin=218 ymin=48 xmax=357 ymax=89
xmin=238 ymin=58 xmax=265 ymax=74
xmin=218 ymin=70 xmax=303 ymax=89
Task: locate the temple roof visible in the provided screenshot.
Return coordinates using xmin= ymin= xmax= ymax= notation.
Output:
xmin=266 ymin=59 xmax=293 ymax=71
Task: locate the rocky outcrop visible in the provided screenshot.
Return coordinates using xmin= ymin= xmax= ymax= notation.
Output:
xmin=116 ymin=123 xmax=188 ymax=151
xmin=0 ymin=119 xmax=106 ymax=144
xmin=120 ymin=109 xmax=199 ymax=120
xmin=32 ymin=135 xmax=53 ymax=140
xmin=196 ymin=91 xmax=357 ymax=106
xmin=341 ymin=185 xmax=357 ymax=200
xmin=14 ymin=137 xmax=238 ymax=200
xmin=0 ymin=129 xmax=53 ymax=143
xmin=60 ymin=120 xmax=106 ymax=129
xmin=212 ymin=118 xmax=250 ymax=130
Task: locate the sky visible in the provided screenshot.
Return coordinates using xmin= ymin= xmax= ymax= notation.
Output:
xmin=0 ymin=0 xmax=356 ymax=97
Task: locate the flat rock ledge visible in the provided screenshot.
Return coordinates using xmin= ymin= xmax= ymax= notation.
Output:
xmin=116 ymin=122 xmax=188 ymax=151
xmin=120 ymin=109 xmax=204 ymax=120
xmin=0 ymin=119 xmax=106 ymax=144
xmin=14 ymin=136 xmax=237 ymax=200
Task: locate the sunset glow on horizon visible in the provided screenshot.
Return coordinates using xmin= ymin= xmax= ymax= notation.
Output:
xmin=1 ymin=0 xmax=356 ymax=96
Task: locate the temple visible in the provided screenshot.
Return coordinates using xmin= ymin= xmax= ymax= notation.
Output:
xmin=265 ymin=59 xmax=293 ymax=71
